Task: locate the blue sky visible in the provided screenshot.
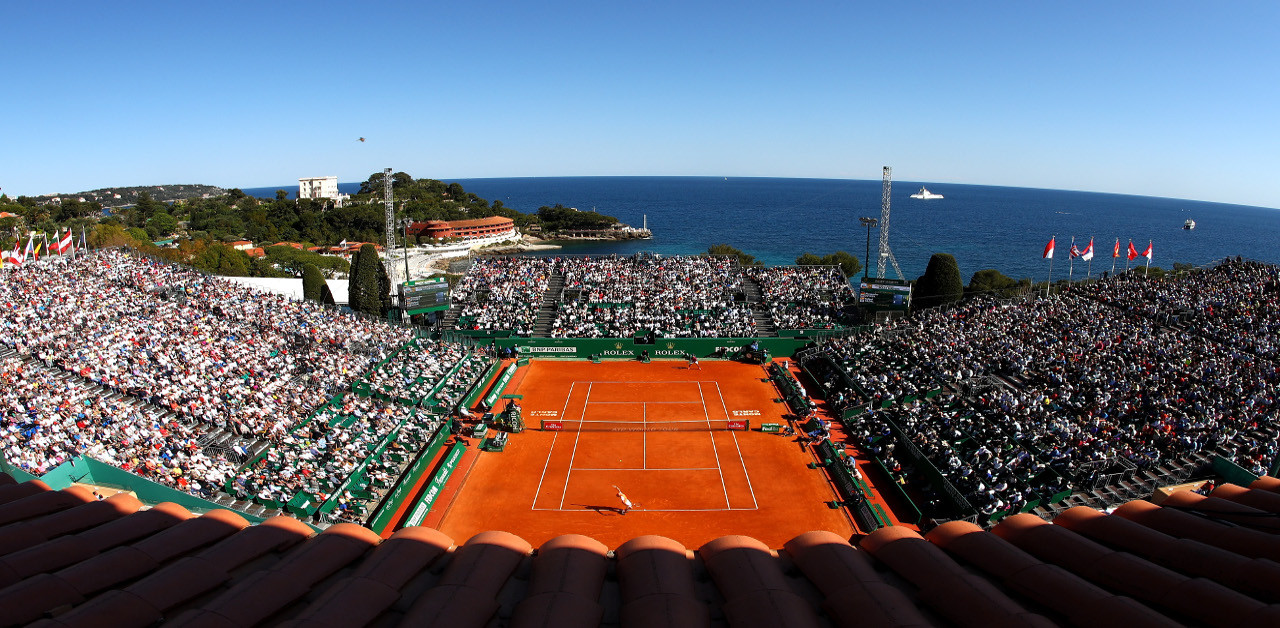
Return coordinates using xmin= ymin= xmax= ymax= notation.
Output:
xmin=3 ymin=1 xmax=1278 ymax=208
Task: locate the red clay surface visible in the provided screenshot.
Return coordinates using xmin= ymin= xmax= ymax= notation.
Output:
xmin=435 ymin=359 xmax=855 ymax=548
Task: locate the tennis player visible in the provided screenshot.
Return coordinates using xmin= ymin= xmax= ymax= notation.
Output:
xmin=613 ymin=485 xmax=635 ymax=514
xmin=686 ymin=353 xmax=700 ymax=370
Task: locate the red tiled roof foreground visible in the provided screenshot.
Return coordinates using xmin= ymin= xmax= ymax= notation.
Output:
xmin=4 ymin=473 xmax=1280 ymax=626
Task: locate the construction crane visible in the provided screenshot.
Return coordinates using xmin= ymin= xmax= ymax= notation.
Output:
xmin=383 ymin=168 xmax=398 ymax=288
xmin=876 ymin=166 xmax=905 ymax=280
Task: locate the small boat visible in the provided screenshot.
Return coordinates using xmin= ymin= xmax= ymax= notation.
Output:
xmin=1183 ymin=219 xmax=1196 ymax=230
xmin=910 ymin=186 xmax=944 ymax=200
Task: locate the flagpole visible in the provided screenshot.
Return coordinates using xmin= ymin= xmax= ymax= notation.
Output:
xmin=1046 ymin=235 xmax=1055 ymax=297
xmin=1111 ymin=238 xmax=1118 ymax=276
xmin=1068 ymin=237 xmax=1075 ymax=282
xmin=1125 ymin=241 xmax=1131 ymax=273
xmin=1144 ymin=240 xmax=1152 ymax=277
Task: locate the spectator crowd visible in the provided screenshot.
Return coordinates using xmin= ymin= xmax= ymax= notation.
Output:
xmin=810 ymin=259 xmax=1280 ymax=522
xmin=0 ymin=249 xmax=482 ymax=521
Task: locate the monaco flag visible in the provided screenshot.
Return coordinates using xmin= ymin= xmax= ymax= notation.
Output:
xmin=1043 ymin=237 xmax=1055 ymax=259
xmin=1141 ymin=241 xmax=1152 ymax=261
xmin=1081 ymin=238 xmax=1095 ymax=261
xmin=1127 ymin=241 xmax=1139 ymax=261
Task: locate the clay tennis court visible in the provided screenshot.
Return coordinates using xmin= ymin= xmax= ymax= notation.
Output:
xmin=435 ymin=359 xmax=854 ymax=548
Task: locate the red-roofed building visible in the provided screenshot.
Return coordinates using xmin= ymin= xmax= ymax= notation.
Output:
xmin=408 ymin=216 xmax=515 ymax=241
xmin=270 ymin=242 xmax=304 ymax=250
xmin=227 ymin=240 xmax=254 ymax=251
xmin=245 ymin=247 xmax=266 ymax=258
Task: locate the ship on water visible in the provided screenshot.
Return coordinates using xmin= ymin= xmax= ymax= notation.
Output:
xmin=910 ymin=186 xmax=944 ymax=200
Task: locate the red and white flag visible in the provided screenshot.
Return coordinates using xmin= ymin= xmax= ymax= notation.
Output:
xmin=1081 ymin=238 xmax=1094 ymax=261
xmin=1043 ymin=237 xmax=1055 ymax=259
xmin=1127 ymin=241 xmax=1139 ymax=261
xmin=58 ymin=229 xmax=74 ymax=254
xmin=1112 ymin=238 xmax=1121 ymax=258
xmin=1069 ymin=241 xmax=1082 ymax=258
xmin=1141 ymin=241 xmax=1152 ymax=261
xmin=3 ymin=241 xmax=24 ymax=267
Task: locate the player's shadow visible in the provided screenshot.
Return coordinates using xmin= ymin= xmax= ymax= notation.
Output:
xmin=574 ymin=503 xmax=626 ymax=516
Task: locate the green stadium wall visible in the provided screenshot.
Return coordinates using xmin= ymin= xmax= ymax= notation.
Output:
xmin=493 ymin=337 xmax=812 ymax=359
xmin=4 ymin=454 xmax=281 ymax=525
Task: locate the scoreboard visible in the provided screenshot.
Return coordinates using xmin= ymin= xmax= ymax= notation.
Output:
xmin=858 ymin=277 xmax=912 ymax=310
xmin=401 ymin=277 xmax=451 ymax=314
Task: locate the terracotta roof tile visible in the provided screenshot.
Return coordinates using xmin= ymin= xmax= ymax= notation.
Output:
xmin=0 ymin=484 xmax=94 ymax=526
xmin=0 ymin=493 xmax=142 ymax=557
xmin=506 ymin=535 xmax=609 ymax=627
xmin=7 ymin=474 xmax=1280 ymax=626
xmin=1211 ymin=483 xmax=1280 ymax=514
xmin=863 ymin=526 xmax=1053 ymax=627
xmin=399 ymin=531 xmax=532 ymax=626
xmin=0 ymin=479 xmax=53 ymax=506
xmin=1056 ymin=504 xmax=1280 ymax=603
xmin=1162 ymin=490 xmax=1280 ymax=534
xmin=1113 ymin=499 xmax=1280 ymax=562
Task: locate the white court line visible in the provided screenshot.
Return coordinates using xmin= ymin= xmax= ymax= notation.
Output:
xmin=715 ymin=381 xmax=759 ymax=509
xmin=531 ymin=381 xmax=576 ymax=509
xmin=588 ymin=400 xmax=704 ymax=405
xmin=570 ymin=467 xmax=721 ymax=471
xmin=642 ymin=401 xmax=646 ymax=470
xmin=558 ymin=383 xmax=593 ymax=510
xmin=533 ymin=507 xmax=759 ymax=512
xmin=698 ymin=381 xmax=731 ymax=509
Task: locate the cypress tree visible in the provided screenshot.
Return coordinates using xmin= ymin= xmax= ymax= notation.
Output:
xmin=349 ymin=244 xmax=383 ymax=316
xmin=302 ymin=263 xmax=325 ymax=302
xmin=347 ymin=246 xmax=365 ymax=312
xmin=913 ymin=253 xmax=963 ymax=310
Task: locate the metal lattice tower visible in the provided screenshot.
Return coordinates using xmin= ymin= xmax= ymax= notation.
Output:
xmin=877 ymin=166 xmax=905 ymax=280
xmin=383 ymin=168 xmax=397 ymax=285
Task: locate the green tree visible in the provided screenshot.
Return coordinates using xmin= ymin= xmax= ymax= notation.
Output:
xmin=302 ymin=263 xmax=325 ymax=302
xmin=966 ymin=269 xmax=1024 ymax=298
xmin=706 ymin=244 xmax=761 ymax=266
xmin=147 ymin=211 xmax=178 ymax=239
xmin=348 ymin=243 xmax=384 ymax=316
xmin=798 ymin=251 xmax=861 ymax=278
xmin=912 ymin=253 xmax=963 ymax=310
xmin=134 ymin=191 xmax=166 ymax=221
xmin=127 ymin=227 xmax=150 ymax=242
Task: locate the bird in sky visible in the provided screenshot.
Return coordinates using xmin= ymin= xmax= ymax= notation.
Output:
xmin=358 ymin=137 xmax=365 ymax=142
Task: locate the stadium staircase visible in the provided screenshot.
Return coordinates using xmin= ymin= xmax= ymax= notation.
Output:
xmin=441 ymin=303 xmax=464 ymax=330
xmin=533 ymin=271 xmax=565 ymax=337
xmin=741 ymin=276 xmax=777 ymax=337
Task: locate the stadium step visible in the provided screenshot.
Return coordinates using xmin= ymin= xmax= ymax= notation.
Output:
xmin=533 ymin=272 xmax=565 ymax=337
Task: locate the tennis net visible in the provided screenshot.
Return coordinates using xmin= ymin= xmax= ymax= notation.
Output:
xmin=541 ymin=419 xmax=748 ymax=431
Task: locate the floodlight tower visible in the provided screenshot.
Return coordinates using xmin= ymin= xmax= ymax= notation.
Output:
xmin=383 ymin=167 xmax=398 ymax=285
xmin=876 ymin=166 xmax=905 ymax=280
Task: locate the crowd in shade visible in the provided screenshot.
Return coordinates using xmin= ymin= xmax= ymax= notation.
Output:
xmin=363 ymin=338 xmax=473 ymax=405
xmin=744 ymin=266 xmax=858 ymax=330
xmin=0 ymin=250 xmax=481 ymax=512
xmin=451 ymin=257 xmax=551 ymax=336
xmin=553 ymin=255 xmax=753 ymax=337
xmin=230 ymin=392 xmax=430 ymax=512
xmin=813 ymin=259 xmax=1280 ymax=514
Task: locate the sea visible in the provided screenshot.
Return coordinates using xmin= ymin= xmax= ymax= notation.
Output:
xmin=241 ymin=177 xmax=1280 ymax=283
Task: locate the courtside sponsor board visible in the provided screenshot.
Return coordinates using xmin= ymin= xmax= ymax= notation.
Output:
xmin=728 ymin=420 xmax=748 ymax=430
xmin=406 ymin=444 xmax=466 ymax=527
xmin=542 ymin=420 xmax=564 ymax=430
xmin=524 ymin=346 xmax=577 ymax=354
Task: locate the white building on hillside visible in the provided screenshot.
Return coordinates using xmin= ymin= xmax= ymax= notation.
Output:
xmin=298 ymin=176 xmax=350 ymax=207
